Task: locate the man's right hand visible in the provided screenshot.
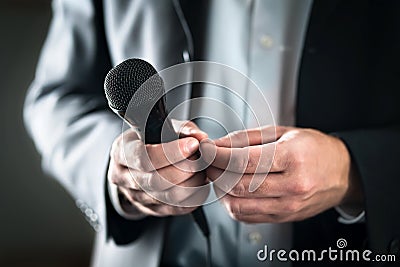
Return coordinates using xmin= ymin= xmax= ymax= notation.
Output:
xmin=108 ymin=120 xmax=209 ymax=218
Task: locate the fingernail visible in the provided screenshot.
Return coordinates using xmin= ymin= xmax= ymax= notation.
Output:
xmin=190 ymin=128 xmax=203 ymax=134
xmin=185 ymin=139 xmax=198 ymax=153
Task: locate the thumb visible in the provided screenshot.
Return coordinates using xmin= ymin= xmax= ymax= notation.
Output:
xmin=181 ymin=137 xmax=200 ymax=155
xmin=140 ymin=137 xmax=200 ymax=171
xmin=173 ymin=120 xmax=208 ymax=141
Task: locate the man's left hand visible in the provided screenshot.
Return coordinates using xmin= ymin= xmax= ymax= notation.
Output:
xmin=201 ymin=126 xmax=363 ymax=223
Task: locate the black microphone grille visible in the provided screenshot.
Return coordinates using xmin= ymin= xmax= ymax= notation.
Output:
xmin=104 ymin=58 xmax=164 ymax=111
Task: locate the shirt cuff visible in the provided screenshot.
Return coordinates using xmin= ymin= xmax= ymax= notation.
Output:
xmin=335 ymin=206 xmax=365 ymax=224
xmin=108 ymin=181 xmax=147 ymax=220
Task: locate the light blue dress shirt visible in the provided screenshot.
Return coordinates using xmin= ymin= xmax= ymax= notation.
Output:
xmin=163 ymin=1 xmax=313 ymax=267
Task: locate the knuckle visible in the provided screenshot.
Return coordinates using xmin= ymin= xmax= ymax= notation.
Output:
xmin=230 ymin=182 xmax=247 ymax=197
xmin=230 ymin=131 xmax=245 ymax=146
xmin=168 ymin=186 xmax=188 ymax=205
xmin=107 ymin=164 xmax=122 ymax=185
xmin=110 ymin=139 xmax=118 ymax=158
xmin=284 ymin=201 xmax=302 ymax=213
xmin=163 ymin=190 xmax=173 ymax=203
xmin=135 ymin=172 xmax=151 ymax=190
xmin=108 ymin=172 xmax=119 ymax=185
xmin=178 ymin=160 xmax=196 ymax=174
xmin=134 ymin=191 xmax=151 ymax=204
xmin=140 ymin=192 xmax=157 ymax=205
xmin=132 ymin=191 xmax=144 ymax=203
xmin=111 ymin=137 xmax=123 ymax=162
xmin=274 ymin=143 xmax=289 ymax=170
xmin=272 ymin=142 xmax=282 ymax=166
xmin=290 ymin=180 xmax=310 ymax=195
xmin=291 ymin=152 xmax=306 ymax=169
xmin=136 ymin=155 xmax=152 ymax=172
xmin=226 ymin=197 xmax=243 ymax=216
xmin=232 ymin=152 xmax=249 ymax=172
xmin=246 ymin=155 xmax=258 ymax=170
xmin=216 ymin=178 xmax=232 ymax=195
xmin=145 ymin=172 xmax=159 ymax=190
xmin=227 ymin=130 xmax=239 ymax=141
xmin=130 ymin=141 xmax=152 ymax=172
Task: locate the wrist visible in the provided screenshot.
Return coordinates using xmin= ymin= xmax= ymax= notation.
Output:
xmin=108 ymin=181 xmax=147 ymax=220
xmin=335 ymin=137 xmax=364 ymax=210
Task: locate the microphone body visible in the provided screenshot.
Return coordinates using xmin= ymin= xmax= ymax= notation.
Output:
xmin=111 ymin=97 xmax=176 ymax=144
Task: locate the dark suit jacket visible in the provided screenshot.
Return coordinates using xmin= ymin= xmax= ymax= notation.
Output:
xmin=24 ymin=0 xmax=400 ymax=266
xmin=295 ymin=1 xmax=400 ymax=264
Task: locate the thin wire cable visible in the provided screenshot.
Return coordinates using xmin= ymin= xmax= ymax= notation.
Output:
xmin=206 ymin=234 xmax=212 ymax=267
xmin=172 ymin=2 xmax=212 ymax=267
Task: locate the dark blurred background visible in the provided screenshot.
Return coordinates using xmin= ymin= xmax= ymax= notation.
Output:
xmin=0 ymin=0 xmax=94 ymax=266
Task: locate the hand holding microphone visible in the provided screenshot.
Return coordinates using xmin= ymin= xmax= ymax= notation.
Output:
xmin=104 ymin=59 xmax=210 ymax=230
xmin=107 ymin=120 xmax=208 ymax=217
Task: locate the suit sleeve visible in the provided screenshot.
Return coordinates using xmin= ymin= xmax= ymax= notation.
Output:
xmin=23 ymin=0 xmax=155 ymax=243
xmin=334 ymin=126 xmax=400 ymax=256
xmin=334 ymin=1 xmax=400 ymax=255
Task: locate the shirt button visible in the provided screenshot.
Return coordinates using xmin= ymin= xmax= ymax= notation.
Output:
xmin=248 ymin=232 xmax=262 ymax=245
xmin=182 ymin=50 xmax=190 ymax=62
xmin=259 ymin=35 xmax=273 ymax=49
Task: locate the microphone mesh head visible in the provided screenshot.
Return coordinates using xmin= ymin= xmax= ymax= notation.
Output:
xmin=104 ymin=58 xmax=164 ymax=111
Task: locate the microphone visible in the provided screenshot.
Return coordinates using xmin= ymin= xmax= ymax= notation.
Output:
xmin=104 ymin=58 xmax=210 ymax=238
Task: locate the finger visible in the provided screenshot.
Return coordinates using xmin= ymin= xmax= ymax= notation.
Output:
xmin=214 ymin=125 xmax=290 ymax=148
xmin=119 ymin=187 xmax=162 ymax=206
xmin=207 ymin=166 xmax=287 ymax=197
xmin=126 ymin=158 xmax=202 ymax=191
xmin=219 ymin=194 xmax=283 ymax=216
xmin=123 ymin=189 xmax=198 ymax=216
xmin=174 ymin=120 xmax=209 ymax=141
xmin=229 ymin=214 xmax=286 ymax=224
xmin=109 ymin=129 xmax=139 ymax=166
xmin=116 ymin=194 xmax=161 ymax=217
xmin=133 ymin=190 xmax=167 ymax=206
xmin=201 ymin=140 xmax=285 ymax=173
xmin=229 ymin=209 xmax=317 ymax=224
xmin=125 ymin=172 xmax=208 ymax=206
xmin=111 ymin=163 xmax=198 ymax=192
xmin=129 ymin=201 xmax=194 ymax=217
xmin=119 ymin=187 xmax=203 ymax=217
xmin=144 ymin=204 xmax=197 ymax=217
xmin=120 ymin=128 xmax=141 ymax=141
xmin=219 ymin=194 xmax=306 ymax=219
xmin=121 ymin=137 xmax=200 ymax=171
xmin=148 ymin=172 xmax=209 ymax=206
xmin=108 ymin=157 xmax=138 ymax=189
